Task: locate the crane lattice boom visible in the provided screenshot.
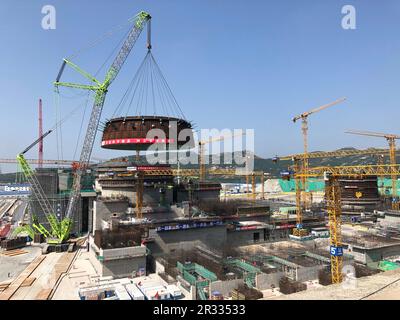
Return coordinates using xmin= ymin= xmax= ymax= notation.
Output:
xmin=54 ymin=11 xmax=151 ymax=220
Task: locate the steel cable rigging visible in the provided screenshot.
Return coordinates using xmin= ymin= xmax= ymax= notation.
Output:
xmin=110 ymin=50 xmax=187 ymax=121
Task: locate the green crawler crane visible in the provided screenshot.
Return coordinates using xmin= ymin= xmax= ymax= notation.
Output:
xmin=14 ymin=130 xmax=72 ymax=244
xmin=14 ymin=10 xmax=152 ymax=244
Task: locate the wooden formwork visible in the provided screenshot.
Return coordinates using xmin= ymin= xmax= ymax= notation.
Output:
xmin=0 ymin=255 xmax=46 ymax=300
xmin=0 ymin=249 xmax=28 ymax=257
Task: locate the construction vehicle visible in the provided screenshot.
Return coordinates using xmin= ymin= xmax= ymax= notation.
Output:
xmin=14 ymin=11 xmax=152 ymax=245
xmin=292 ymin=97 xmax=346 ymax=218
xmin=346 ymin=130 xmax=400 ymax=210
xmin=14 ymin=131 xmax=72 ymax=244
xmin=54 ymin=11 xmax=152 ymax=230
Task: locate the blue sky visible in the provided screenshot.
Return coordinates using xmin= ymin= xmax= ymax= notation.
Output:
xmin=1 ymin=0 xmax=400 ymax=172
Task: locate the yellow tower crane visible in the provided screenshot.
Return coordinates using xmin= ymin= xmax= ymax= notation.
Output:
xmin=345 ymin=130 xmax=400 ymax=210
xmin=297 ymin=163 xmax=400 ymax=284
xmin=277 ymin=147 xmax=395 ymax=238
xmin=292 ymin=97 xmax=347 ymax=214
xmin=120 ymin=167 xmax=266 ymax=218
xmin=198 ymin=132 xmax=245 ymax=182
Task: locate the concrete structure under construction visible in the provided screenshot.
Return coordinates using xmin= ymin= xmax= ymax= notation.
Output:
xmin=95 ymin=161 xmax=222 ymax=209
xmin=343 ymin=234 xmax=400 ymax=265
xmin=31 ymin=168 xmax=96 ymax=235
xmin=327 ymin=176 xmax=381 ymax=214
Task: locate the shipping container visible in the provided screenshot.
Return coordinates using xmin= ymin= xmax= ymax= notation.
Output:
xmin=125 ymin=284 xmax=145 ymax=300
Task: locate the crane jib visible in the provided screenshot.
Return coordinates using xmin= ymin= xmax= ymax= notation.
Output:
xmin=56 ymin=60 xmax=67 ymax=83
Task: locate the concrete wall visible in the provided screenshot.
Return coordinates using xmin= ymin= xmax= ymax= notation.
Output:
xmin=93 ymin=200 xmax=128 ymax=231
xmin=148 ymin=225 xmax=292 ymax=256
xmin=238 ymin=215 xmax=271 ymax=224
xmin=100 ymin=256 xmax=146 ymax=278
xmin=100 ymin=246 xmax=147 ymax=260
xmin=255 ymin=272 xmax=284 ymax=290
xmin=155 ymin=259 xmax=165 ymax=274
xmin=100 ymin=188 xmax=173 ymax=206
xmin=177 ymin=190 xmax=220 ymax=203
xmin=148 ymin=225 xmax=227 ymax=255
xmin=227 ymin=228 xmax=289 ymax=247
xmin=210 ymin=279 xmax=244 ymax=297
xmin=346 ymin=243 xmax=400 ymax=264
xmin=89 ymin=245 xmax=146 ymax=279
xmin=227 ymin=230 xmax=262 ymax=246
xmin=296 ymin=265 xmax=324 ymax=282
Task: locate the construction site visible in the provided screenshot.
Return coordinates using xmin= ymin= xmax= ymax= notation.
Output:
xmin=1 ymin=4 xmax=400 ymax=301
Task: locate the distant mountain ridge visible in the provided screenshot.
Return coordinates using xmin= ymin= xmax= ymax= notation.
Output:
xmin=106 ymin=148 xmax=393 ymax=178
xmin=0 ymin=147 xmax=393 ymax=182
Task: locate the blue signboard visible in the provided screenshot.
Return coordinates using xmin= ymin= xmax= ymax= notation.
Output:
xmin=156 ymin=221 xmax=223 ymax=232
xmin=0 ymin=184 xmax=31 ymax=196
xmin=330 ymin=246 xmax=343 ymax=257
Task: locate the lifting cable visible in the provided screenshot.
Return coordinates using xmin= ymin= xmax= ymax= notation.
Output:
xmin=67 ymin=16 xmax=139 ymax=61
xmin=73 ymin=92 xmax=91 ymax=160
xmin=112 ymin=50 xmax=187 ymax=120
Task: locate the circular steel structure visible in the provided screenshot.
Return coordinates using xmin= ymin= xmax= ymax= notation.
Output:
xmin=101 ymin=116 xmax=194 ymax=151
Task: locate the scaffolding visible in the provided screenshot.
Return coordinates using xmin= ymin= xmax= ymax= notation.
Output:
xmin=177 ymin=262 xmax=218 ymax=300
xmin=224 ymin=259 xmax=261 ymax=288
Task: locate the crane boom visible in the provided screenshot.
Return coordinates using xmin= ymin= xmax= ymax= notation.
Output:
xmin=0 ymin=158 xmax=93 ymax=165
xmin=21 ymin=130 xmax=52 ymax=155
xmin=278 ymin=148 xmax=395 ymax=161
xmin=55 ymin=11 xmax=151 ymax=220
xmin=345 ymin=130 xmax=400 ymax=140
xmin=16 ymin=131 xmax=69 ymax=242
xmin=292 ymin=97 xmax=347 ymax=122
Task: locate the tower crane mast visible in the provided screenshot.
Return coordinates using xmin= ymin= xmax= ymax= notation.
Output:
xmin=198 ymin=132 xmax=245 ymax=181
xmin=291 ymin=97 xmax=346 ymax=235
xmin=295 ymin=163 xmax=400 ymax=284
xmin=55 ymin=11 xmax=152 ymax=221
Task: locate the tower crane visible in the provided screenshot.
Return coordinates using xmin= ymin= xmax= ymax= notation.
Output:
xmin=54 ymin=11 xmax=151 ymax=224
xmin=295 ymin=163 xmax=400 ymax=284
xmin=276 ymin=147 xmax=394 ymax=239
xmin=292 ymin=97 xmax=346 ymax=218
xmin=119 ymin=168 xmax=267 ymax=219
xmin=345 ymin=130 xmax=400 ymax=210
xmin=198 ymin=132 xmax=245 ymax=182
xmin=278 ymin=147 xmax=396 ymax=161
